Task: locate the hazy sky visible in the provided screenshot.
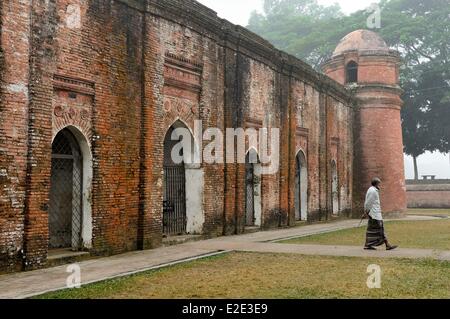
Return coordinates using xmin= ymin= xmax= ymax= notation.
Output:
xmin=405 ymin=153 xmax=450 ymax=179
xmin=196 ymin=0 xmax=450 ymax=179
xmin=197 ymin=0 xmax=381 ymax=26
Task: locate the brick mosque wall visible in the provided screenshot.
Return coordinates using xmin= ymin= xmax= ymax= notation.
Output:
xmin=0 ymin=0 xmax=354 ymax=272
xmin=406 ymin=180 xmax=450 ymax=208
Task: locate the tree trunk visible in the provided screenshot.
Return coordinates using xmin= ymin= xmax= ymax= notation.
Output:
xmin=413 ymin=155 xmax=419 ymax=180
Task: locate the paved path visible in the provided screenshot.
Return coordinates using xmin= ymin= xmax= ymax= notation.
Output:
xmin=0 ymin=216 xmax=447 ymax=299
xmin=193 ymin=242 xmax=450 ymax=261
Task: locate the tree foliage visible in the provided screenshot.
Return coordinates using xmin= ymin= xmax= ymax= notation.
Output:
xmin=248 ymin=0 xmax=351 ymax=68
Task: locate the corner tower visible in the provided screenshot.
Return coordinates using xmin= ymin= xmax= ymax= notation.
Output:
xmin=323 ymin=30 xmax=407 ymax=217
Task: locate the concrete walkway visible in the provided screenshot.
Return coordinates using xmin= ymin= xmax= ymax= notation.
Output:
xmin=194 ymin=242 xmax=450 ymax=261
xmin=0 ymin=216 xmax=447 ymax=299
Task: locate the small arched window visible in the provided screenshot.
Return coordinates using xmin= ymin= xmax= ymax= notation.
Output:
xmin=346 ymin=61 xmax=358 ymax=84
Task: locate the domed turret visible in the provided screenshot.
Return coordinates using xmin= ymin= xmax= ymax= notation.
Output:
xmin=333 ymin=29 xmax=388 ymax=57
xmin=323 ymin=30 xmax=407 ymax=217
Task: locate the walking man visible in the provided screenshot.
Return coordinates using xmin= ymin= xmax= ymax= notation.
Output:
xmin=364 ymin=177 xmax=398 ymax=251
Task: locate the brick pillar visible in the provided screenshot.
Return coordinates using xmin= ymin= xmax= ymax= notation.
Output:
xmin=0 ymin=0 xmax=32 ymax=272
xmin=222 ymin=34 xmax=239 ymax=235
xmin=138 ymin=12 xmax=163 ymax=250
xmin=22 ymin=1 xmax=58 ymax=270
xmin=352 ymin=86 xmax=406 ymax=217
xmin=234 ymin=49 xmax=249 ymax=234
xmin=316 ymin=91 xmax=329 ymax=221
xmin=286 ymin=67 xmax=297 ymax=227
xmin=278 ymin=61 xmax=292 ymax=227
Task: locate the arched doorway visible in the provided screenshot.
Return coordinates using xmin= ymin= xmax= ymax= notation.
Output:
xmin=331 ymin=160 xmax=339 ymax=215
xmin=295 ymin=151 xmax=308 ymax=221
xmin=163 ymin=120 xmax=204 ymax=236
xmin=245 ymin=149 xmax=262 ymax=227
xmin=49 ymin=128 xmax=83 ymax=250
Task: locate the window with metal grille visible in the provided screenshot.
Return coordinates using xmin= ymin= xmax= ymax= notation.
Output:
xmin=163 ymin=122 xmax=189 ymax=236
xmin=346 ymin=61 xmax=358 ymax=84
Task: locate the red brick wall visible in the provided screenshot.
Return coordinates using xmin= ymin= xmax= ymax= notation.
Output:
xmin=0 ymin=0 xmax=355 ymax=272
xmin=406 ymin=183 xmax=450 ymax=208
xmin=357 ymin=56 xmax=399 ymax=86
xmin=407 ymin=191 xmax=450 ymax=208
xmin=353 ymin=101 xmax=407 ymax=215
xmin=327 ymin=97 xmax=353 ymax=216
xmin=291 ymin=81 xmax=353 ymax=221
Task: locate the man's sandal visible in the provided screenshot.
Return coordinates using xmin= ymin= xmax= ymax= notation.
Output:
xmin=386 ymin=245 xmax=398 ymax=251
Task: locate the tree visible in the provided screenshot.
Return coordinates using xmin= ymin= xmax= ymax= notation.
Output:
xmin=378 ymin=0 xmax=450 ymax=178
xmin=401 ymin=65 xmax=433 ymax=179
xmin=248 ymin=0 xmax=350 ymax=69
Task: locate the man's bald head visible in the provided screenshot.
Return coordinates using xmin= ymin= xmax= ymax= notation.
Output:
xmin=372 ymin=177 xmax=382 ymax=187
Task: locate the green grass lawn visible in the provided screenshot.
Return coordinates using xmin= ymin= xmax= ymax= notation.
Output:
xmin=281 ymin=219 xmax=450 ymax=250
xmin=34 ymin=252 xmax=450 ymax=299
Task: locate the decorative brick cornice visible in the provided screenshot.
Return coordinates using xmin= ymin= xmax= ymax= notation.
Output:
xmin=326 ymin=49 xmax=400 ymax=61
xmin=165 ymin=52 xmax=203 ymax=72
xmin=296 ymin=127 xmax=309 ymax=137
xmin=245 ymin=118 xmax=263 ymax=129
xmin=53 ymin=75 xmax=95 ymax=96
xmin=355 ymin=83 xmax=404 ymax=95
xmin=331 ymin=137 xmax=340 ymax=146
xmin=163 ymin=52 xmax=203 ymax=94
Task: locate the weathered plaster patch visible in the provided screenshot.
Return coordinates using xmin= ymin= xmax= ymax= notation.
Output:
xmin=66 ymin=4 xmax=81 ymax=29
xmin=6 ymin=83 xmax=28 ymax=98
